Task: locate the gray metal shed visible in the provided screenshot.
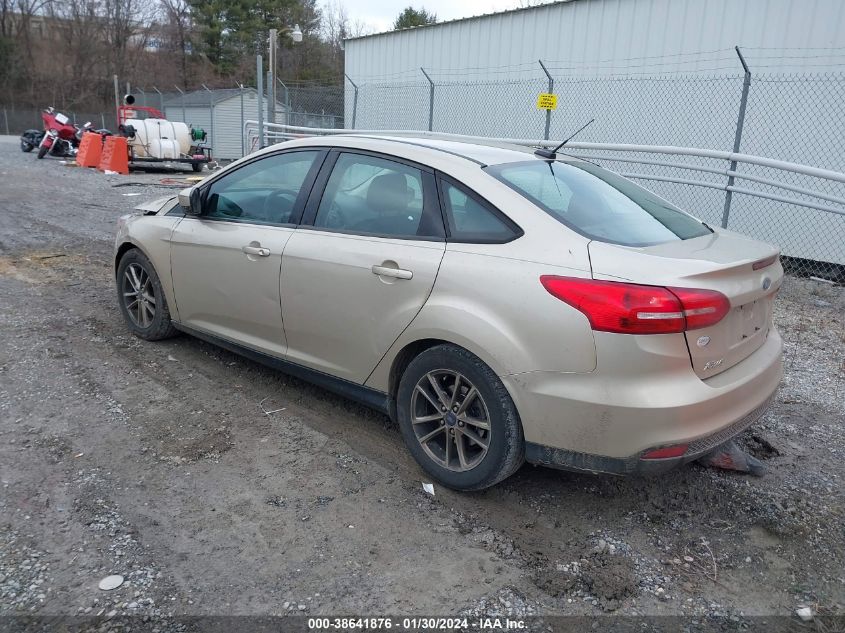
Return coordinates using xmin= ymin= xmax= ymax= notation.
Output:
xmin=164 ymin=88 xmax=285 ymax=160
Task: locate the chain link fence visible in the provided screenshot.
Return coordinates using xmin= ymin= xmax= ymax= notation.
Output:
xmin=0 ymin=107 xmax=119 ymax=136
xmin=346 ymin=68 xmax=845 ymax=281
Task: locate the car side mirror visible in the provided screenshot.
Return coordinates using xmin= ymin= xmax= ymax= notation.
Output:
xmin=179 ymin=187 xmax=203 ymax=216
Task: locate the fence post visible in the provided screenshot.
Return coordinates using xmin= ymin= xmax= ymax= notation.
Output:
xmin=3 ymin=108 xmax=8 ymax=135
xmin=101 ymin=113 xmax=105 ymax=129
xmin=113 ymin=75 xmax=120 ymax=123
xmin=239 ymin=83 xmax=245 ymax=157
xmin=722 ymin=46 xmax=752 ymax=229
xmin=420 ymin=67 xmax=434 ymax=132
xmin=343 ymin=73 xmax=358 ymax=130
xmin=268 ymin=29 xmax=277 ymax=125
xmin=278 ymin=79 xmax=290 ymax=127
xmin=174 ymin=85 xmax=186 ymax=123
xmin=538 ymin=60 xmax=554 ymax=141
xmin=153 ymin=87 xmax=164 ymax=114
xmin=257 ymin=54 xmax=264 ymax=149
xmin=345 ymin=74 xmax=358 ymax=129
xmin=202 ymin=84 xmax=214 ymax=149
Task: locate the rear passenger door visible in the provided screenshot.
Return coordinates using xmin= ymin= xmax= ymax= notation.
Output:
xmin=280 ymin=150 xmax=446 ymax=383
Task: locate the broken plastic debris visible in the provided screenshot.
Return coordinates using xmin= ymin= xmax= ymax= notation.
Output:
xmin=796 ymin=607 xmax=813 ymax=622
xmin=74 ymin=453 xmax=84 ymax=458
xmin=259 ymin=396 xmax=286 ymax=415
xmin=98 ymin=575 xmax=124 ymax=591
xmin=167 ymin=355 xmax=178 ymax=362
xmin=422 ymin=482 xmax=435 ymax=496
xmin=697 ymin=439 xmax=767 ymax=476
xmin=121 ymin=192 xmax=143 ymax=196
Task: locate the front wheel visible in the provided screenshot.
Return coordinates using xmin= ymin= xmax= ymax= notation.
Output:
xmin=396 ymin=344 xmax=524 ymax=491
xmin=116 ymin=248 xmax=177 ymax=341
xmin=191 ymin=162 xmax=203 ymax=173
xmin=20 ymin=139 xmax=33 ymax=153
xmin=36 ymin=144 xmax=48 ymax=159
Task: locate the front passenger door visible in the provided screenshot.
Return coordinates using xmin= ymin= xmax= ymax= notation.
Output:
xmin=170 ymin=149 xmax=324 ymax=356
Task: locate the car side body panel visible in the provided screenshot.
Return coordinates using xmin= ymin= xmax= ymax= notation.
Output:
xmin=365 ymin=246 xmax=598 ymax=393
xmin=281 ymin=229 xmax=446 ymax=382
xmin=115 ymin=212 xmax=182 ymax=322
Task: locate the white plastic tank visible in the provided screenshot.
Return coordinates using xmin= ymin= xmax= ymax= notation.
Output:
xmin=126 ymin=119 xmax=191 ymax=158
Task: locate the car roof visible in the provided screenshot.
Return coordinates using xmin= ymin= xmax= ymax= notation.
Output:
xmin=345 ymin=135 xmax=537 ymax=167
xmin=252 ymin=134 xmax=588 ymax=173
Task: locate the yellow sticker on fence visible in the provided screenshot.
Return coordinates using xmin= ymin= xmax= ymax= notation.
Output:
xmin=537 ymin=93 xmax=558 ymax=110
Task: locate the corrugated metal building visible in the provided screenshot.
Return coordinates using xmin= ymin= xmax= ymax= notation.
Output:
xmin=343 ymin=0 xmax=845 ymax=138
xmin=345 ymin=0 xmax=845 ymax=83
xmin=164 ymin=89 xmax=285 ymax=160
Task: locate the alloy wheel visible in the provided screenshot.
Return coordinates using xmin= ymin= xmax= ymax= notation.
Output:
xmin=122 ymin=262 xmax=157 ymax=328
xmin=410 ymin=369 xmax=491 ymax=472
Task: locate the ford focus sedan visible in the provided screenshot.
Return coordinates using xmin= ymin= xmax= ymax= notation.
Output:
xmin=114 ymin=135 xmax=783 ymax=490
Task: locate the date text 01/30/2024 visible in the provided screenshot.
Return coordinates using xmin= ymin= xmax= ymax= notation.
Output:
xmin=307 ymin=617 xmax=528 ymax=630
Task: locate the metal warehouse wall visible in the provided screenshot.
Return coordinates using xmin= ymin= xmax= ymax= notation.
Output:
xmin=344 ymin=0 xmax=845 ymax=82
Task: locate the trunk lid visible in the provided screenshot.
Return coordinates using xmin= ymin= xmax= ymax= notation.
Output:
xmin=588 ymin=229 xmax=782 ymax=379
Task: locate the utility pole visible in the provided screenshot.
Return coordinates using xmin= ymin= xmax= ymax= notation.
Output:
xmin=268 ymin=29 xmax=277 ymax=125
xmin=113 ymin=75 xmax=120 ymax=122
xmin=257 ymin=54 xmax=264 ymax=149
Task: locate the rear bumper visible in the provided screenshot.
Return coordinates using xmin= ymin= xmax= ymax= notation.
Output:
xmin=504 ymin=329 xmax=783 ymax=475
xmin=524 ymin=391 xmax=775 ymax=475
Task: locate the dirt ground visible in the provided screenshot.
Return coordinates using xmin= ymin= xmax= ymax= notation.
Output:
xmin=1 ymin=136 xmax=844 ymax=628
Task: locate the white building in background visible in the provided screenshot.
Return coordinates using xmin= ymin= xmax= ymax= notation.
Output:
xmin=164 ymin=89 xmax=286 ymax=160
xmin=344 ymin=0 xmax=845 ymax=85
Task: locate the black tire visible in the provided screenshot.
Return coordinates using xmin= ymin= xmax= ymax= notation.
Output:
xmin=36 ymin=145 xmax=48 ymax=159
xmin=191 ymin=162 xmax=203 ymax=172
xmin=396 ymin=344 xmax=524 ymax=491
xmin=20 ymin=139 xmax=33 ymax=153
xmin=116 ymin=248 xmax=178 ymax=341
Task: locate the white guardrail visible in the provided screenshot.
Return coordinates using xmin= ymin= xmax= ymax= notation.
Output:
xmin=243 ymin=121 xmax=845 ymax=269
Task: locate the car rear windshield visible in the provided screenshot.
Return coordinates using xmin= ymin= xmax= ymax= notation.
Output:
xmin=485 ymin=160 xmax=712 ymax=246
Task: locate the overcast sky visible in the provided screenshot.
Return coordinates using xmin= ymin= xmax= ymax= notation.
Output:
xmin=347 ymin=0 xmax=543 ymax=34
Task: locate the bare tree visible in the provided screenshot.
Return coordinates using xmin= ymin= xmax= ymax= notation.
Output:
xmin=159 ymin=0 xmax=190 ymax=88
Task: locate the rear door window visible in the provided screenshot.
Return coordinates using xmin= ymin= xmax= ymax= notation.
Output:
xmin=313 ymin=152 xmax=444 ymax=238
xmin=485 ymin=160 xmax=711 ymax=246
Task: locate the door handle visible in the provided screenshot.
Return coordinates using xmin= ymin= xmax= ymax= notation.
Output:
xmin=371 ymin=264 xmax=413 ymax=280
xmin=242 ymin=245 xmax=270 ymax=257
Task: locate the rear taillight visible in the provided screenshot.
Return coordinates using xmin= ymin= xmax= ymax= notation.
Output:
xmin=540 ymin=276 xmax=730 ymax=335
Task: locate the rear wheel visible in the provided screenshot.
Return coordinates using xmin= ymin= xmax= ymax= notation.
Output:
xmin=116 ymin=249 xmax=177 ymax=341
xmin=396 ymin=344 xmax=524 ymax=490
xmin=37 ymin=145 xmax=48 ymax=159
xmin=191 ymin=162 xmax=203 ymax=172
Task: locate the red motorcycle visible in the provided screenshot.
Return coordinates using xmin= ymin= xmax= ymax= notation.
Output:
xmin=25 ymin=108 xmax=109 ymax=159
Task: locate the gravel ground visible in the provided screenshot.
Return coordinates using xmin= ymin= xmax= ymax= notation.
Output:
xmin=0 ymin=136 xmax=843 ymax=628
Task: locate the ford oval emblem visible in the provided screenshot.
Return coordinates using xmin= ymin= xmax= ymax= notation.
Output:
xmin=762 ymin=277 xmax=772 ymax=291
